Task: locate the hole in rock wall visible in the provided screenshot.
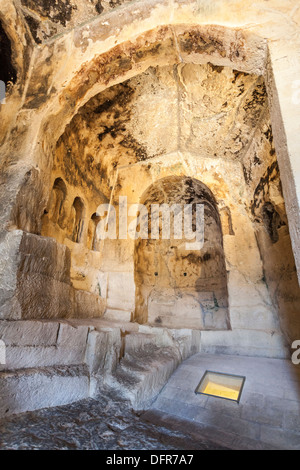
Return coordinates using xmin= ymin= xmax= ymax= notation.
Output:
xmin=262 ymin=202 xmax=282 ymax=244
xmin=0 ymin=22 xmax=17 ymax=90
xmin=134 ymin=176 xmax=229 ymax=330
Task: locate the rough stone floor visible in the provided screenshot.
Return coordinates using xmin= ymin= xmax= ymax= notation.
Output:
xmin=0 ymin=387 xmax=227 ymax=450
xmin=0 ymin=353 xmax=299 ymax=450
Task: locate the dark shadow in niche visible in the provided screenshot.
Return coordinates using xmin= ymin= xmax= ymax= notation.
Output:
xmin=87 ymin=212 xmax=101 ymax=251
xmin=0 ymin=22 xmax=17 ymax=87
xmin=49 ymin=177 xmax=67 ymax=227
xmin=220 ymin=206 xmax=235 ymax=235
xmin=71 ymin=197 xmax=85 ymax=243
xmin=262 ymin=202 xmax=284 ymax=244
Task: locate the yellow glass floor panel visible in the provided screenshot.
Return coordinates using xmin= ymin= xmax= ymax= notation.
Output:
xmin=195 ymin=371 xmax=245 ymax=402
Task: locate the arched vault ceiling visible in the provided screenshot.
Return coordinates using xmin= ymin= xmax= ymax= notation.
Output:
xmin=55 ymin=63 xmax=273 ymax=199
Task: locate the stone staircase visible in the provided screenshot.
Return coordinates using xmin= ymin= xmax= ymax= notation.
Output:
xmin=0 ymin=314 xmax=289 ymax=418
xmin=99 ymin=326 xmax=201 ymax=409
xmin=0 ymin=318 xmax=201 ymax=417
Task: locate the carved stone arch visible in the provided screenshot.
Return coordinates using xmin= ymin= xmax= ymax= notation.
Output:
xmin=134 ymin=175 xmax=229 ymax=329
xmin=48 ymin=177 xmax=68 ymax=227
xmin=69 ymin=196 xmax=85 ymax=243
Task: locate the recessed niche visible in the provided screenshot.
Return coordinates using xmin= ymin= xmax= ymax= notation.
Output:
xmin=0 ymin=22 xmax=17 ymax=87
xmin=195 ymin=371 xmax=245 ymax=403
xmin=135 ymin=176 xmax=229 ymax=328
xmin=71 ymin=197 xmax=85 ymax=243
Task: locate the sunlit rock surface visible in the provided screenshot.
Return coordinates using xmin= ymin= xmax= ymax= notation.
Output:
xmin=0 ymin=0 xmax=300 ymax=436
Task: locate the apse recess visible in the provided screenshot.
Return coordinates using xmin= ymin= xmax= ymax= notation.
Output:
xmin=40 ymin=63 xmax=300 ymax=340
xmin=134 ymin=176 xmax=229 ymax=329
